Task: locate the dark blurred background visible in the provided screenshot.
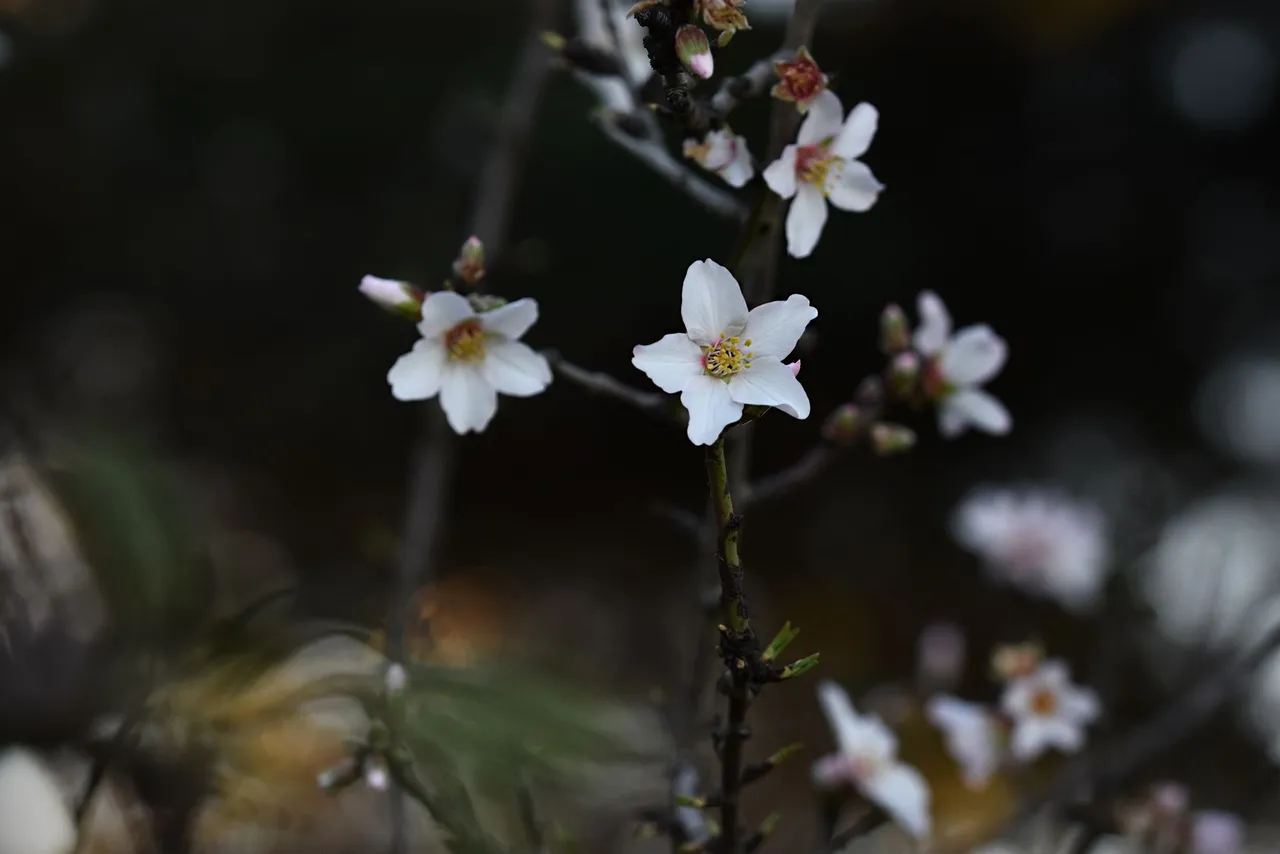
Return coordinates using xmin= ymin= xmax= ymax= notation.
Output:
xmin=3 ymin=0 xmax=1280 ymax=837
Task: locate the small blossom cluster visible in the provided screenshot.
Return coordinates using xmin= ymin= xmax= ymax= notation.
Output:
xmin=924 ymin=642 xmax=1100 ymax=791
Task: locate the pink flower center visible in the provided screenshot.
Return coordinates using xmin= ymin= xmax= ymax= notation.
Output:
xmin=796 ymin=144 xmax=836 ymax=187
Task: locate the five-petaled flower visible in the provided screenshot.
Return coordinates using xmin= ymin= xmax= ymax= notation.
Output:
xmin=763 ymin=89 xmax=883 ymax=259
xmin=684 ymin=128 xmax=754 ymax=188
xmin=698 ymin=0 xmax=749 ymax=42
xmin=952 ymin=488 xmax=1111 ymax=612
xmin=387 ymin=290 xmax=551 ymax=435
xmin=813 ymin=681 xmax=932 ymax=840
xmin=913 ymin=291 xmax=1011 ymax=437
xmin=925 ymin=695 xmax=1002 ymax=790
xmin=1001 ymin=659 xmax=1100 ymax=761
xmin=771 ymin=46 xmax=829 ymax=112
xmin=631 ymin=259 xmax=816 ymax=446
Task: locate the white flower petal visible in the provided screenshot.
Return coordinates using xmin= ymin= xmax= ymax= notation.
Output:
xmin=942 ymin=325 xmax=1008 ymax=385
xmin=418 ymin=291 xmax=476 ymax=338
xmin=785 ymin=182 xmax=828 ymax=259
xmin=728 ymin=359 xmax=810 ymax=419
xmin=743 ymin=294 xmax=817 ymax=359
xmin=826 ymin=159 xmax=883 ymax=212
xmin=938 ymin=397 xmax=971 ymax=438
xmin=860 ymin=762 xmax=932 ymax=840
xmin=1009 ymin=717 xmax=1053 ymax=761
xmin=763 ymin=146 xmax=799 ymax=199
xmin=439 ymin=364 xmax=498 ymax=434
xmin=798 ymin=89 xmax=845 ymax=145
xmin=1036 ymin=717 xmax=1086 ymax=754
xmin=680 ymin=375 xmax=743 ymax=446
xmin=913 ymin=291 xmax=951 ymax=355
xmin=943 ymin=389 xmax=1012 ymax=437
xmin=681 ymin=260 xmax=749 ymax=345
xmin=632 ymin=333 xmax=706 ymax=394
xmin=811 ymin=753 xmax=854 ymax=789
xmin=832 ymin=102 xmax=879 ymax=160
xmin=1001 ymin=679 xmax=1034 ymax=719
xmin=388 ymin=339 xmax=446 ymax=401
xmin=481 ymin=338 xmax=551 ymax=397
xmin=1062 ymin=685 xmax=1101 ymax=724
xmin=478 ymin=298 xmax=539 ymax=340
xmin=1037 ymin=659 xmax=1072 ymax=688
xmin=817 ymin=681 xmax=864 ymax=756
xmin=925 ymin=696 xmax=1000 ymax=790
xmin=720 ymin=138 xmax=755 ymax=188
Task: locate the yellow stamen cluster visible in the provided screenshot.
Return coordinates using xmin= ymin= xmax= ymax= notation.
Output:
xmin=704 ymin=335 xmax=754 ymax=379
xmin=444 ymin=318 xmax=486 ymax=362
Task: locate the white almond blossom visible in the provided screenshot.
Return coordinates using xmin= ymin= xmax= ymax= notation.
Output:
xmin=631 ymin=259 xmax=816 ymax=446
xmin=387 ymin=290 xmax=551 ymax=435
xmin=812 ymin=681 xmax=931 ymax=840
xmin=762 ymin=89 xmax=883 ymax=259
xmin=1001 ymin=659 xmax=1100 ymax=761
xmin=952 ymin=488 xmax=1112 ymax=612
xmin=924 ymin=695 xmax=1001 ymax=790
xmin=913 ymin=291 xmax=1011 ymax=437
xmin=684 ymin=128 xmax=754 ymax=188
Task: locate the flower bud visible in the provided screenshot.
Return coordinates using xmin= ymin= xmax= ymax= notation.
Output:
xmin=699 ymin=0 xmax=749 ymax=36
xmin=786 ymin=360 xmax=801 ymax=377
xmin=991 ymin=642 xmax=1043 ymax=682
xmin=888 ymin=351 xmax=921 ymax=397
xmin=854 ymin=375 xmax=884 ymax=409
xmin=363 ymin=755 xmax=390 ymax=791
xmin=452 ymin=236 xmax=485 ymax=286
xmin=675 ymin=25 xmax=713 ymax=80
xmin=871 ymin=423 xmax=916 ymax=456
xmin=879 ymin=302 xmax=910 ymax=354
xmin=771 ymin=46 xmax=828 ymax=113
xmin=359 ymin=275 xmax=424 ymax=321
xmin=384 ymin=663 xmax=407 ymax=695
xmin=822 ymin=403 xmax=866 ymax=445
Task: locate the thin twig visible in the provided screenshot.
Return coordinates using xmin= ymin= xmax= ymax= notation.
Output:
xmin=516 ymin=777 xmax=549 ymax=854
xmin=568 ymin=0 xmax=749 ymax=221
xmin=1008 ymin=619 xmax=1280 ymax=827
xmin=544 ymin=349 xmax=674 ymax=418
xmin=709 ymin=50 xmax=788 ymax=118
xmin=826 ymin=805 xmax=890 ymax=852
xmin=744 ymin=443 xmax=838 ymax=509
xmin=386 ymin=1 xmax=562 ymax=850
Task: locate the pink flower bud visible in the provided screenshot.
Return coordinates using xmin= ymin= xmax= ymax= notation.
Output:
xmin=822 ymin=403 xmax=866 ymax=445
xmin=771 ymin=47 xmax=829 ymax=112
xmin=916 ymin=621 xmax=967 ymax=691
xmin=676 ymin=25 xmax=714 ymax=80
xmin=787 ymin=360 xmax=801 ymax=377
xmin=879 ymin=302 xmax=910 ymax=354
xmin=452 ymin=236 xmax=486 ymax=286
xmin=359 ymin=275 xmax=424 ymax=321
xmin=889 ymin=351 xmax=921 ymax=397
xmin=871 ymin=423 xmax=916 ymax=456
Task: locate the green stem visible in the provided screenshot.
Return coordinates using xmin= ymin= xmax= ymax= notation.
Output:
xmin=705 ymin=435 xmax=747 ymax=634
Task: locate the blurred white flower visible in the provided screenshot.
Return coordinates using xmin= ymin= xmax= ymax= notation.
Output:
xmin=1190 ymin=810 xmax=1245 ymax=854
xmin=684 ymin=128 xmax=754 ymax=188
xmin=363 ymin=755 xmax=389 ymax=791
xmin=387 ymin=291 xmax=551 ymax=434
xmin=924 ymin=695 xmax=1001 ymax=789
xmin=0 ymin=748 xmax=75 ymax=854
xmin=1001 ymin=659 xmax=1100 ymax=761
xmin=762 ymin=90 xmax=883 ymax=258
xmin=631 ymin=260 xmax=816 ymax=446
xmin=813 ymin=681 xmax=931 ymax=840
xmin=952 ymin=488 xmax=1111 ymax=612
xmin=914 ymin=291 xmax=1011 ymax=437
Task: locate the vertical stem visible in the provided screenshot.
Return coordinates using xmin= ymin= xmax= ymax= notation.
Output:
xmin=705 ymin=436 xmax=746 ymax=634
xmin=705 ymin=434 xmax=756 ymax=853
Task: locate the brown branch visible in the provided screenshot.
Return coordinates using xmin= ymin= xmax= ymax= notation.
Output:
xmin=386 ymin=1 xmax=562 ymax=850
xmin=543 ymin=350 xmax=674 ymax=418
xmin=709 ymin=50 xmax=788 ymax=119
xmin=744 ymin=443 xmax=839 ymax=508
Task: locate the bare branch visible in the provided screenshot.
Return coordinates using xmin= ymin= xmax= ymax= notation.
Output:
xmin=744 ymin=444 xmax=838 ymax=508
xmin=386 ymin=0 xmax=562 ymax=850
xmin=544 ymin=350 xmax=674 ymax=418
xmin=710 ymin=50 xmax=787 ymax=118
